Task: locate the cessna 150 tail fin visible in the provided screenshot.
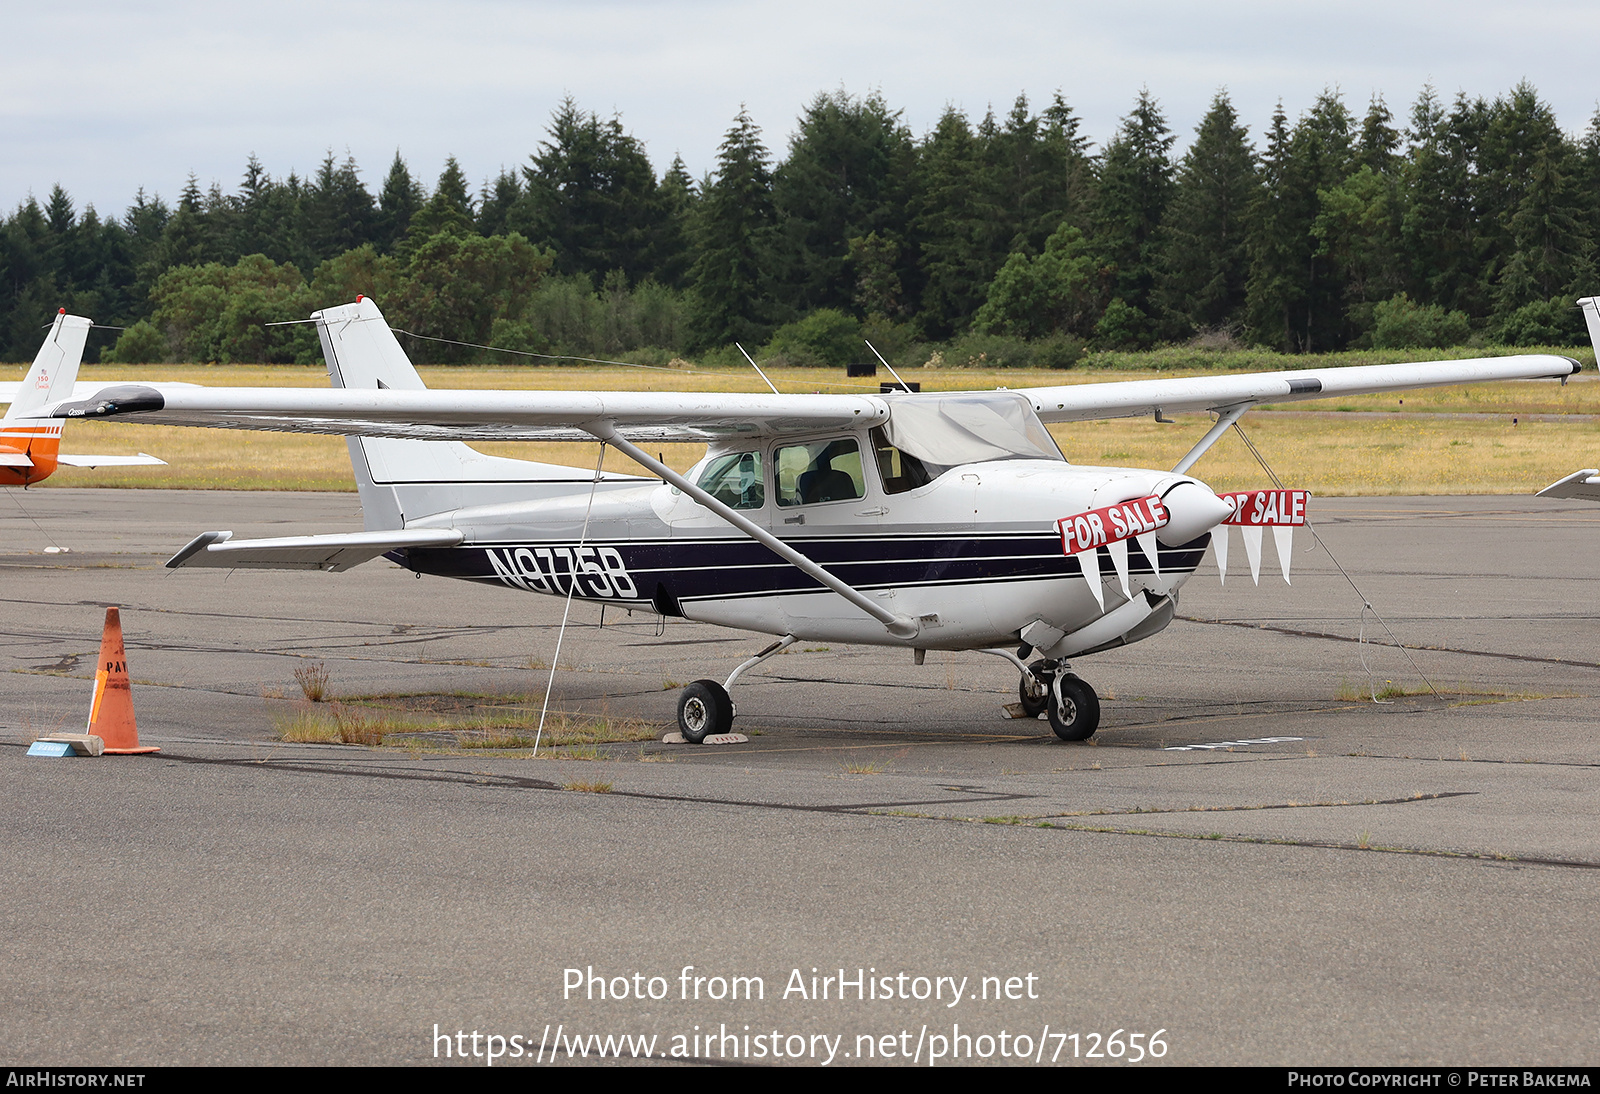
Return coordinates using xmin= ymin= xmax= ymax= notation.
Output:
xmin=1 ymin=310 xmax=165 ymax=486
xmin=51 ymin=296 xmax=1582 ymax=742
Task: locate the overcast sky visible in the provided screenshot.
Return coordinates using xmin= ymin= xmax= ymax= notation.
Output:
xmin=4 ymin=0 xmax=1597 ymax=217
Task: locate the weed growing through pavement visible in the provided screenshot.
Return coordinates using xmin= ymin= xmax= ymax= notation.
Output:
xmin=273 ymin=702 xmax=399 ymax=744
xmin=272 ymin=691 xmax=656 ymax=750
xmin=293 ymin=661 xmax=331 ymax=703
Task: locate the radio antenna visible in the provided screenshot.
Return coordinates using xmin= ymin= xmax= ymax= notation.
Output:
xmin=735 ymin=343 xmax=781 ymax=395
xmin=865 ymin=340 xmax=914 ymax=393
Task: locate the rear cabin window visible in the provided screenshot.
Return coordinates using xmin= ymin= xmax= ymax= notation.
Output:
xmin=695 ymin=451 xmax=765 ymax=509
xmin=773 ymin=439 xmax=865 ymax=507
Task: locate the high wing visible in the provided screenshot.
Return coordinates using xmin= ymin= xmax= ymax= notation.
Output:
xmin=49 ymin=383 xmax=888 ymax=442
xmin=1016 ymin=355 xmax=1580 ymax=423
xmin=47 ymin=298 xmax=883 ymax=442
xmin=1015 ymin=293 xmax=1589 ymax=425
xmin=44 ymin=296 xmax=1578 ymax=444
xmin=48 ymin=355 xmax=1578 ymax=441
xmin=0 ymin=380 xmax=199 ymax=404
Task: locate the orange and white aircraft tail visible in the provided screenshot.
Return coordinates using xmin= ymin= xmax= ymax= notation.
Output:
xmin=2 ymin=310 xmax=163 ymax=486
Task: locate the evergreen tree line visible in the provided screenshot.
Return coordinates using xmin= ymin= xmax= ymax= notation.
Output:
xmin=2 ymin=84 xmax=1597 ymax=366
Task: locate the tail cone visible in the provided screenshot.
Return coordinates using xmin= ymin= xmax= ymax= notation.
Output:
xmin=88 ymin=607 xmax=157 ymax=755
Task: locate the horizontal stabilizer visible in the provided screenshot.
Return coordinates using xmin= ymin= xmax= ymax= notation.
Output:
xmin=167 ymin=527 xmax=464 ymax=572
xmin=55 ymin=453 xmax=166 ymax=468
xmin=1536 ymin=468 xmax=1600 ymax=502
xmin=0 ymin=451 xmax=32 ymax=467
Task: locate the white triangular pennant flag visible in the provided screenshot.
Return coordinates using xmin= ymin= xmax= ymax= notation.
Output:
xmin=1213 ymin=524 xmax=1229 ymax=585
xmin=1242 ymin=525 xmax=1264 ymax=585
xmin=1273 ymin=525 xmax=1294 ymax=584
xmin=1106 ymin=538 xmax=1131 ymax=599
xmin=1135 ymin=531 xmax=1160 ymax=581
xmin=1076 ymin=547 xmax=1104 ymax=610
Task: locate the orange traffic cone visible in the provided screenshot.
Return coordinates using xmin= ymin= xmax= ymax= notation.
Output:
xmin=87 ymin=607 xmax=157 ymax=755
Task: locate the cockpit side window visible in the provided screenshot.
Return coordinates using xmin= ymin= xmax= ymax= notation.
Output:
xmin=695 ymin=451 xmax=765 ymax=509
xmin=870 ymin=427 xmax=945 ymax=495
xmin=773 ymin=438 xmax=865 ymax=507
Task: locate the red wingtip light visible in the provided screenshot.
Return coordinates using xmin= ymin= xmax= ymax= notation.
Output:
xmin=356 ymin=294 xmax=365 ymax=302
xmin=58 ymin=307 xmax=65 ymax=314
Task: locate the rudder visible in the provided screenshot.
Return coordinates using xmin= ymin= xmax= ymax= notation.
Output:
xmin=6 ymin=311 xmax=91 ymax=420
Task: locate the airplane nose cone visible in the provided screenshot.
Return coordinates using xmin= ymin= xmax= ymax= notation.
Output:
xmin=1156 ymin=480 xmax=1234 ymax=545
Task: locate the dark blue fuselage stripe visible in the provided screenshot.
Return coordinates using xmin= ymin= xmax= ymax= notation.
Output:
xmin=401 ymin=533 xmax=1210 ymax=603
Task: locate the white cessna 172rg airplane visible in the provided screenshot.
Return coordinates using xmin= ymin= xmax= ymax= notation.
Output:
xmin=50 ymin=297 xmax=1584 ymax=742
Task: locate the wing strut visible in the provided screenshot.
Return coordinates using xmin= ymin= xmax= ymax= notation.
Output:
xmin=587 ymin=423 xmax=920 ymax=639
xmin=1171 ymin=403 xmax=1251 ymax=475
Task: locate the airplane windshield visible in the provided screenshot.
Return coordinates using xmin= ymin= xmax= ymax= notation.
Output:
xmin=877 ymin=392 xmax=1063 ymax=487
xmin=696 ymin=451 xmax=765 ymax=509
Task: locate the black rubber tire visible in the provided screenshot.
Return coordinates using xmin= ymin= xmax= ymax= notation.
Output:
xmin=677 ymin=679 xmax=733 ymax=743
xmin=1018 ymin=660 xmax=1050 ymax=718
xmin=1047 ymin=673 xmax=1101 ymax=742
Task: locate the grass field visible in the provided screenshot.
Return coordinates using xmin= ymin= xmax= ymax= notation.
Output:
xmin=6 ymin=361 xmax=1596 ymax=495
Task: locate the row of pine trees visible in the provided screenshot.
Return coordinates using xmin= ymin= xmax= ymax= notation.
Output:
xmin=1 ymin=83 xmax=1596 ymax=365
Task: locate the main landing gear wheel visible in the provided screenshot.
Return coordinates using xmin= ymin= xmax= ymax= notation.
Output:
xmin=1018 ymin=660 xmax=1050 ymax=718
xmin=1048 ymin=673 xmax=1100 ymax=742
xmin=677 ymin=679 xmax=733 ymax=743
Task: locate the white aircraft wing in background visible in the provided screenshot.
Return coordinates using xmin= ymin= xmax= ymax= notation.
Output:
xmin=1537 ymin=469 xmax=1600 ymax=502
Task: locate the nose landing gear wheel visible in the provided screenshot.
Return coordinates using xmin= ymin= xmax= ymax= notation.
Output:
xmin=1018 ymin=659 xmax=1050 ymax=718
xmin=677 ymin=679 xmax=734 ymax=743
xmin=1047 ymin=673 xmax=1100 ymax=742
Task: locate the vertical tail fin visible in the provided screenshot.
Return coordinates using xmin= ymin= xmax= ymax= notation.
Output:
xmin=313 ymin=297 xmax=638 ymax=531
xmin=6 ymin=311 xmax=92 ymax=420
xmin=1579 ymin=297 xmax=1600 ymax=364
xmin=1 ymin=311 xmax=91 ymax=484
xmin=314 ymin=297 xmax=421 ymax=530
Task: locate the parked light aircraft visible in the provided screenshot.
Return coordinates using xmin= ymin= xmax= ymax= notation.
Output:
xmin=1538 ymin=468 xmax=1600 ymax=501
xmin=51 ymin=297 xmax=1583 ymax=742
xmin=1534 ymin=298 xmax=1600 ymax=504
xmin=0 ymin=310 xmax=165 ymax=486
